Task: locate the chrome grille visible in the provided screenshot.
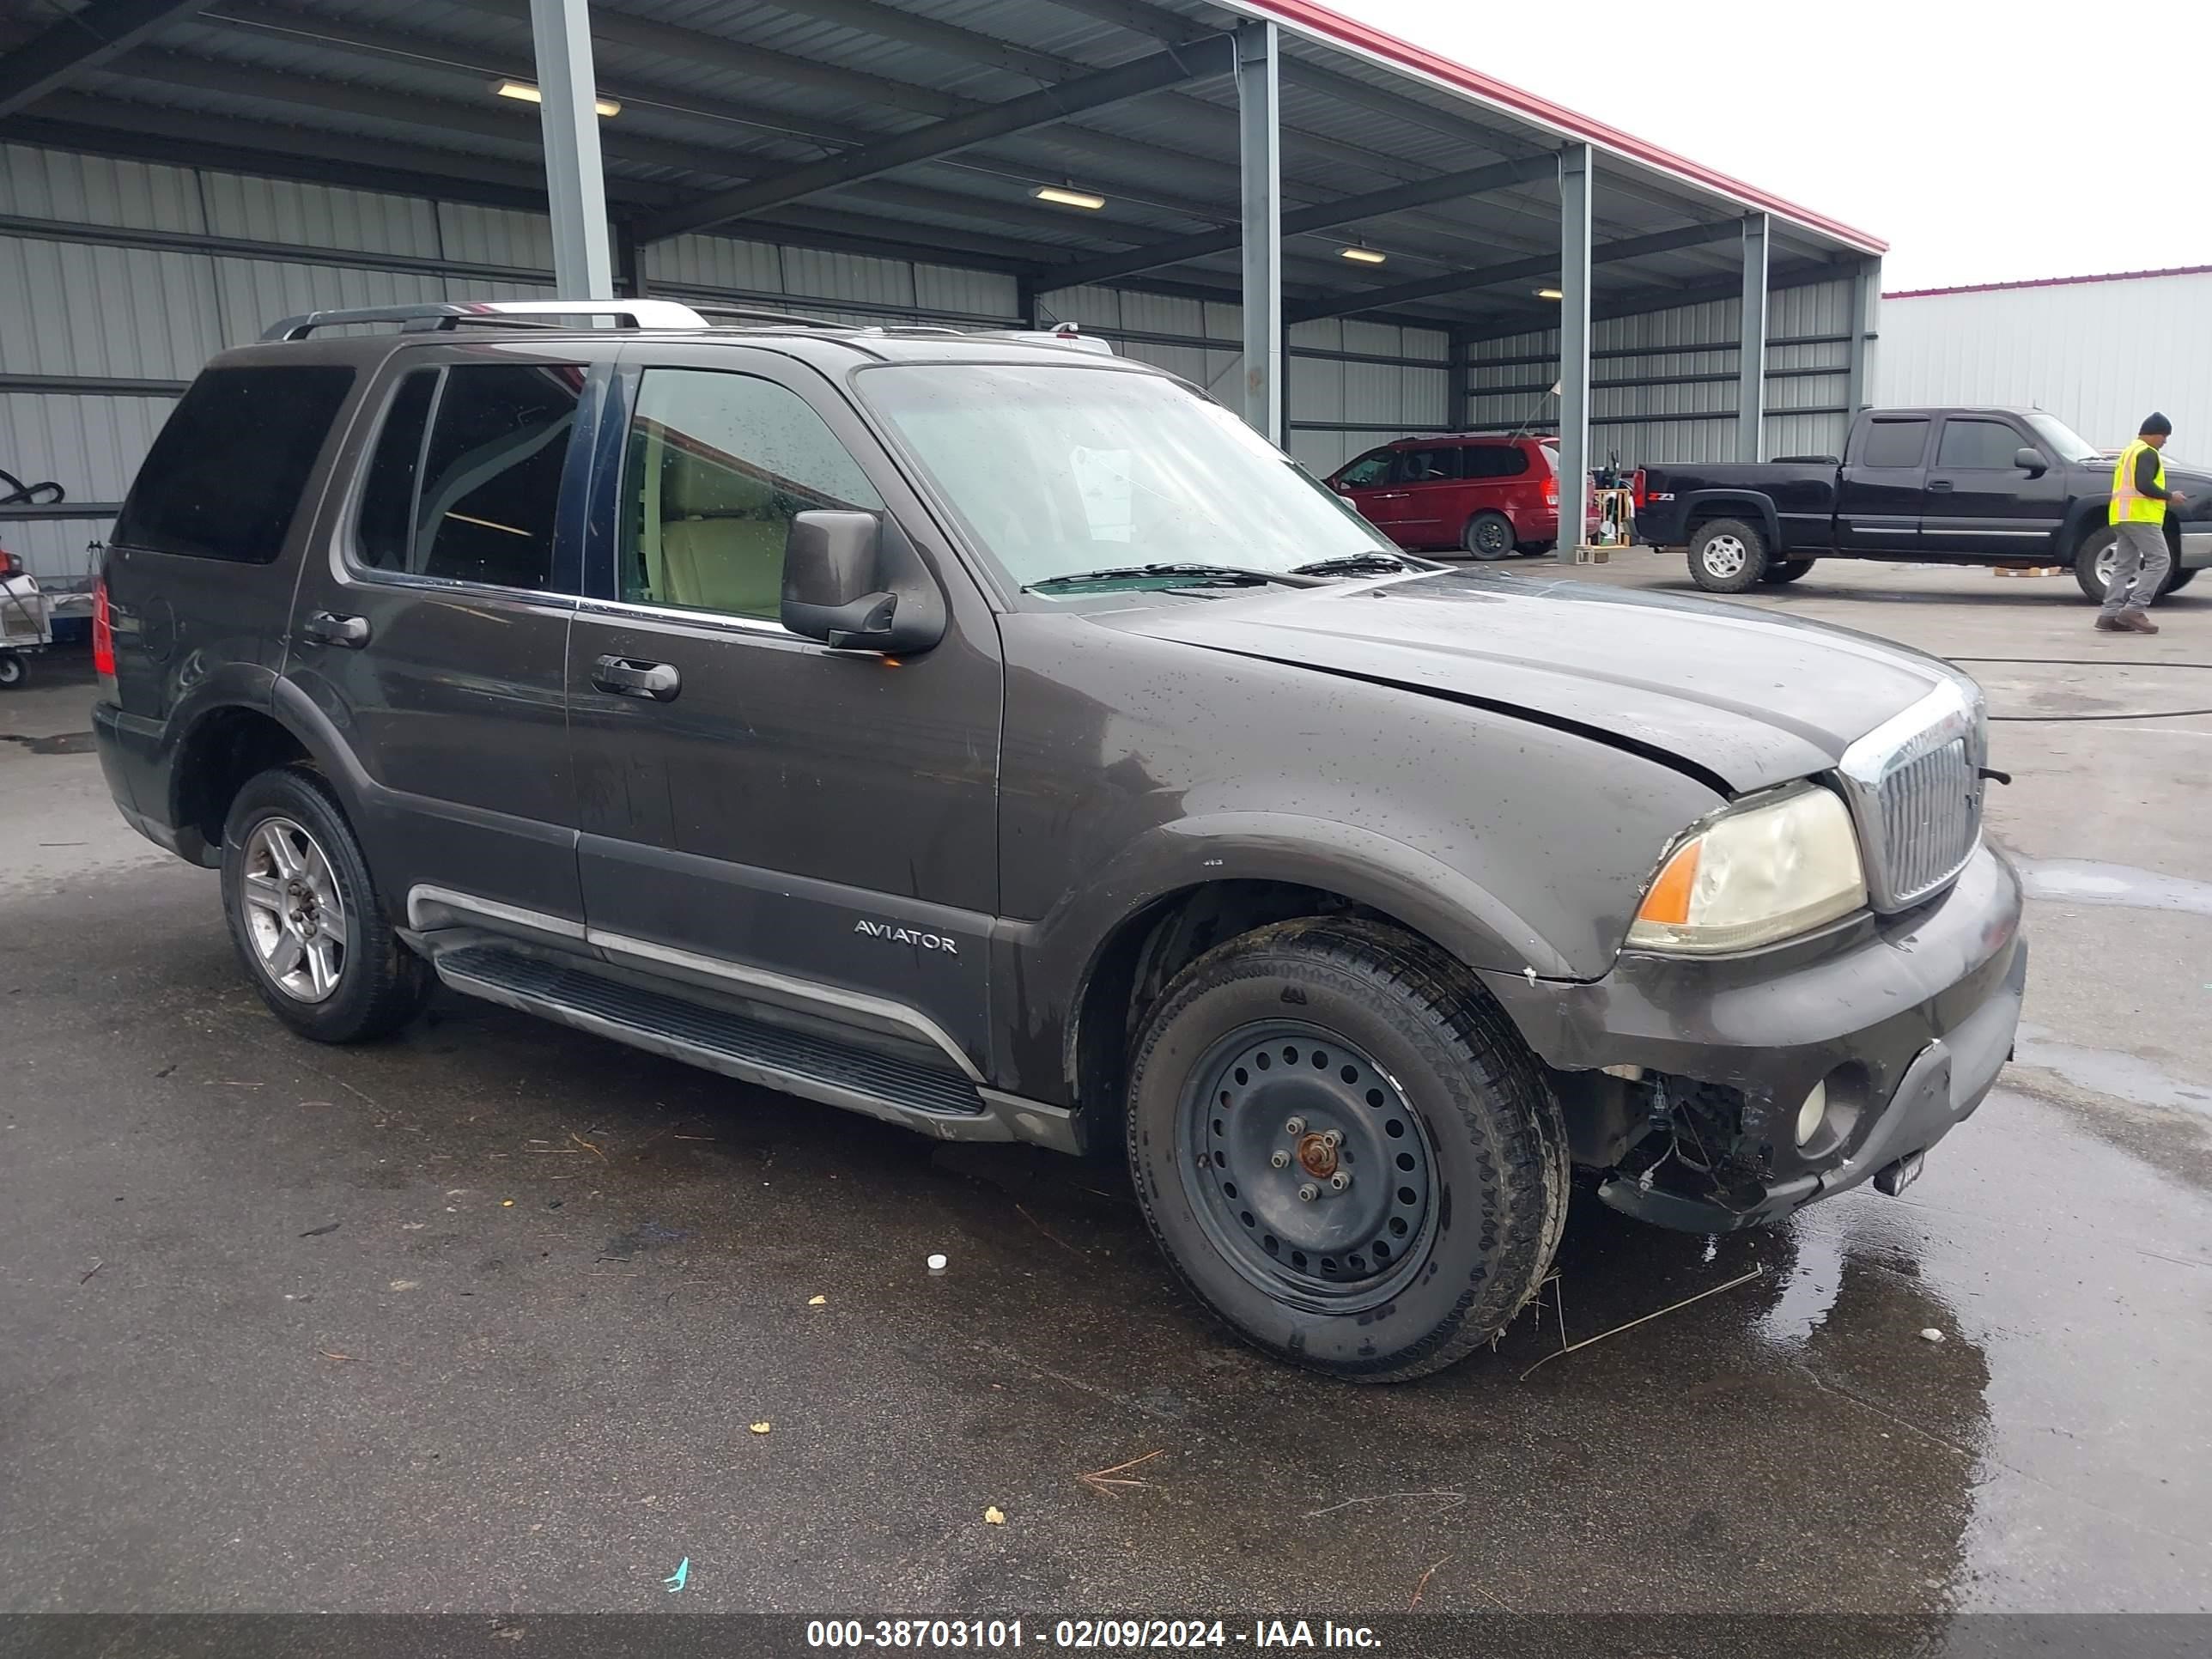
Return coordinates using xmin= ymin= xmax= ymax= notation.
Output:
xmin=1837 ymin=679 xmax=1985 ymax=912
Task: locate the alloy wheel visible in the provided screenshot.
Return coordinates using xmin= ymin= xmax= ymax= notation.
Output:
xmin=1701 ymin=534 xmax=1747 ymax=579
xmin=237 ymin=816 xmax=349 ymax=1003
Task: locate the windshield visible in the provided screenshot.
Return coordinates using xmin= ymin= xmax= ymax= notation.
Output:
xmin=857 ymin=363 xmax=1400 ymax=592
xmin=2023 ymin=411 xmax=2102 ymax=463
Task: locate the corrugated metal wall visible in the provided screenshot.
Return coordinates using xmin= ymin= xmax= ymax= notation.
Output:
xmin=1466 ymin=276 xmax=1857 ymax=467
xmin=1878 ymin=271 xmax=2212 ymax=457
xmin=1034 ymin=284 xmax=1451 ymax=478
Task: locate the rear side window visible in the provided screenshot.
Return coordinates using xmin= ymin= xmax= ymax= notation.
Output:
xmin=1335 ymin=450 xmax=1393 ymax=489
xmin=354 ymin=362 xmax=582 ymax=590
xmin=113 ymin=365 xmax=356 ymax=562
xmin=1859 ymin=417 xmax=1929 ymax=469
xmin=1463 ymin=445 xmax=1532 ymax=480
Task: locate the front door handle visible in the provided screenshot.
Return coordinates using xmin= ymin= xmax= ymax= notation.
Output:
xmin=299 ymin=611 xmax=371 ymax=648
xmin=591 ymin=654 xmax=681 ymax=702
xmin=1927 ymin=478 xmax=1954 ymax=491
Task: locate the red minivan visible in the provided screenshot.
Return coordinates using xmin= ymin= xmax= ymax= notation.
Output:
xmin=1328 ymin=434 xmax=1588 ymax=560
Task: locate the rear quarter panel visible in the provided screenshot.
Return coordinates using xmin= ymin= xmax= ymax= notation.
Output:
xmin=987 ymin=611 xmax=1724 ymax=1103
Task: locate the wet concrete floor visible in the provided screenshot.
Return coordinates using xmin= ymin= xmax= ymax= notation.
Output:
xmin=2 ymin=563 xmax=2207 ymax=1615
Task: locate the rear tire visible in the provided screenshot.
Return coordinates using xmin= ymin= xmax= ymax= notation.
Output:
xmin=0 ymin=651 xmax=23 ymax=689
xmin=1462 ymin=510 xmax=1516 ymax=562
xmin=1125 ymin=917 xmax=1569 ymax=1382
xmin=221 ymin=765 xmax=432 ymax=1043
xmin=1761 ymin=559 xmax=1816 ymax=585
xmin=1686 ymin=518 xmax=1768 ymax=592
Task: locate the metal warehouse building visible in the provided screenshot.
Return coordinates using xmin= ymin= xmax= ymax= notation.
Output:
xmin=0 ymin=0 xmax=1886 ymax=613
xmin=1880 ymin=266 xmax=2212 ymax=459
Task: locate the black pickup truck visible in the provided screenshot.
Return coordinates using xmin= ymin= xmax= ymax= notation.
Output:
xmin=1634 ymin=406 xmax=2212 ymax=603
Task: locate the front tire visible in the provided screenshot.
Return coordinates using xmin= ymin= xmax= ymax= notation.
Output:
xmin=1762 ymin=559 xmax=1816 ymax=585
xmin=1462 ymin=510 xmax=1516 ymax=562
xmin=1125 ymin=918 xmax=1569 ymax=1382
xmin=2075 ymin=524 xmax=2189 ymax=604
xmin=221 ymin=765 xmax=432 ymax=1043
xmin=1686 ymin=518 xmax=1767 ymax=592
xmin=0 ymin=651 xmax=23 ymax=689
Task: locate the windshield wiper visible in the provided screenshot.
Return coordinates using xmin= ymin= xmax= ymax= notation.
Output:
xmin=1024 ymin=562 xmax=1324 ymax=592
xmin=1289 ymin=552 xmax=1427 ymax=578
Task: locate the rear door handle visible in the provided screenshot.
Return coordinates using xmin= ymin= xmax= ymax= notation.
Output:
xmin=591 ymin=654 xmax=681 ymax=702
xmin=299 ymin=611 xmax=370 ymax=648
xmin=1927 ymin=478 xmax=1954 ymax=491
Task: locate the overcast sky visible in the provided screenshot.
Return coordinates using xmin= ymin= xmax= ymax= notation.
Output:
xmin=1330 ymin=0 xmax=2211 ymax=291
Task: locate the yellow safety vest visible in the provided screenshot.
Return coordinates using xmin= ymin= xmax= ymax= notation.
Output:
xmin=2111 ymin=438 xmax=2167 ymax=526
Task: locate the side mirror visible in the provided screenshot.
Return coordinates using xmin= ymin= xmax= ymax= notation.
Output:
xmin=781 ymin=510 xmax=945 ymax=654
xmin=2014 ymin=447 xmax=2048 ymax=477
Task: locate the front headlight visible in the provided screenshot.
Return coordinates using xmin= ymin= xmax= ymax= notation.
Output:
xmin=1626 ymin=787 xmax=1867 ymax=955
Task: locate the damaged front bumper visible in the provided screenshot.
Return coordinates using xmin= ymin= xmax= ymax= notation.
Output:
xmin=1481 ymin=841 xmax=2027 ymax=1232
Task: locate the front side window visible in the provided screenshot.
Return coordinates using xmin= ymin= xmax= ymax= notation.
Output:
xmin=621 ymin=368 xmax=882 ymax=621
xmin=1936 ymin=418 xmax=2031 ymax=471
xmin=354 ymin=362 xmax=582 ymax=590
xmin=115 ymin=365 xmax=356 ymax=563
xmin=858 ymin=364 xmax=1397 ymax=592
xmin=1335 ymin=451 xmax=1394 ymax=489
xmin=1859 ymin=417 xmax=1930 ymax=469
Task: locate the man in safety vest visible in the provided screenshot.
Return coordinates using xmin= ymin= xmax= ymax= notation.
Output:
xmin=2098 ymin=411 xmax=2187 ymax=635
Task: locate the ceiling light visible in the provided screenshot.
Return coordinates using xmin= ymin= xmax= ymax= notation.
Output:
xmin=1534 ymin=287 xmax=1565 ymax=301
xmin=495 ymin=80 xmax=620 ymax=118
xmin=1339 ymin=246 xmax=1387 ymax=265
xmin=1032 ymin=184 xmax=1106 ymax=211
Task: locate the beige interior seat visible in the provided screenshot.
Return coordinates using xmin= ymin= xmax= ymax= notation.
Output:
xmin=646 ymin=440 xmax=789 ymax=620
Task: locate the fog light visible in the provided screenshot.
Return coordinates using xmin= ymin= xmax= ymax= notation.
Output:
xmin=1795 ymin=1081 xmax=1829 ymax=1146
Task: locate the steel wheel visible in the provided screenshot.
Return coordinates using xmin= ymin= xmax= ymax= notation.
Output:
xmin=1181 ymin=1020 xmax=1437 ymax=1311
xmin=1699 ymin=534 xmax=1747 ymax=580
xmin=0 ymin=652 xmax=23 ymax=689
xmin=237 ymin=816 xmax=349 ymax=1003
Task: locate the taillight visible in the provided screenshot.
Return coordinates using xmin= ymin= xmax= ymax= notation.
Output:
xmin=93 ymin=569 xmax=116 ymax=679
xmin=1543 ymin=483 xmax=1559 ymax=507
xmin=1632 ymin=468 xmax=1648 ymax=511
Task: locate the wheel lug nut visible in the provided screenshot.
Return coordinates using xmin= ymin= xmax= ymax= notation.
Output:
xmin=1297 ymin=1183 xmax=1319 ymax=1203
xmin=1269 ymin=1151 xmax=1290 ymax=1169
xmin=1329 ymin=1171 xmax=1352 ymax=1192
xmin=1284 ymin=1116 xmax=1306 ymax=1136
xmin=1321 ymin=1131 xmax=1341 ymax=1151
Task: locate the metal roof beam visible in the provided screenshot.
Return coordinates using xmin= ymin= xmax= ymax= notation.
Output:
xmin=637 ymin=33 xmax=1239 ymax=244
xmin=1036 ymin=151 xmax=1555 ymax=290
xmin=1461 ymin=258 xmax=1858 ymax=343
xmin=750 ymin=0 xmax=1074 ymax=83
xmin=0 ymin=0 xmax=213 ymax=117
xmin=1290 ymin=216 xmax=1749 ymax=322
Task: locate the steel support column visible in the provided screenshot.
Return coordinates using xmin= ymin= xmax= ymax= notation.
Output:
xmin=1847 ymin=254 xmax=1882 ymax=413
xmin=528 ymin=0 xmax=612 ymax=299
xmin=1237 ymin=21 xmax=1283 ymax=443
xmin=1556 ymin=144 xmax=1592 ymax=558
xmin=1738 ymin=212 xmax=1769 ymax=462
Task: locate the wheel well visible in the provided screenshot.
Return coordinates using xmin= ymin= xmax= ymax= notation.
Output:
xmin=1071 ymin=881 xmax=1393 ymax=1145
xmin=173 ymin=708 xmax=309 ymax=856
xmin=1683 ymin=501 xmax=1765 ymax=538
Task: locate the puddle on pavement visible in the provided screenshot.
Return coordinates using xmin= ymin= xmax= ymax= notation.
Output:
xmin=0 ymin=730 xmax=96 ymax=755
xmin=2015 ymin=856 xmax=2212 ymax=918
xmin=2008 ymin=1021 xmax=2212 ymax=1117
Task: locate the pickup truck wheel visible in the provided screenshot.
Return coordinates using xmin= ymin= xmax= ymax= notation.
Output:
xmin=1687 ymin=519 xmax=1767 ymax=592
xmin=1125 ymin=917 xmax=1569 ymax=1382
xmin=1462 ymin=510 xmax=1516 ymax=561
xmin=221 ymin=765 xmax=433 ymax=1043
xmin=1762 ymin=559 xmax=1816 ymax=584
xmin=0 ymin=651 xmax=24 ymax=689
xmin=2075 ymin=526 xmax=2191 ymax=603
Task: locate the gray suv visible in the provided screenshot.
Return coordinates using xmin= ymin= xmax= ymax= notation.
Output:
xmin=92 ymin=300 xmax=2026 ymax=1381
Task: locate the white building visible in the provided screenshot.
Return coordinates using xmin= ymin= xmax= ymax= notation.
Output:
xmin=1878 ymin=265 xmax=2212 ymax=459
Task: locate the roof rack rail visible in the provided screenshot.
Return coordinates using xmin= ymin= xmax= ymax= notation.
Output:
xmin=263 ymin=299 xmax=710 ymax=342
xmin=685 ymin=303 xmax=839 ymax=329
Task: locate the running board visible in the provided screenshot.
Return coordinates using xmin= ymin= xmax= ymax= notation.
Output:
xmin=431 ymin=944 xmax=1049 ymax=1144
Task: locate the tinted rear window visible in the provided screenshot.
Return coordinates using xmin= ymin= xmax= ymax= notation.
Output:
xmin=1858 ymin=417 xmax=1929 ymax=469
xmin=113 ymin=366 xmax=356 ymax=562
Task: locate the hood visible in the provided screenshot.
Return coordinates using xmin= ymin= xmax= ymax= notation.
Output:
xmin=1091 ymin=570 xmax=1960 ymax=794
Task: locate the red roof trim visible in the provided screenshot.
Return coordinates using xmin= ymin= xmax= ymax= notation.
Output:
xmin=1886 ymin=264 xmax=2212 ymax=299
xmin=1239 ymin=0 xmax=1887 ymax=255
